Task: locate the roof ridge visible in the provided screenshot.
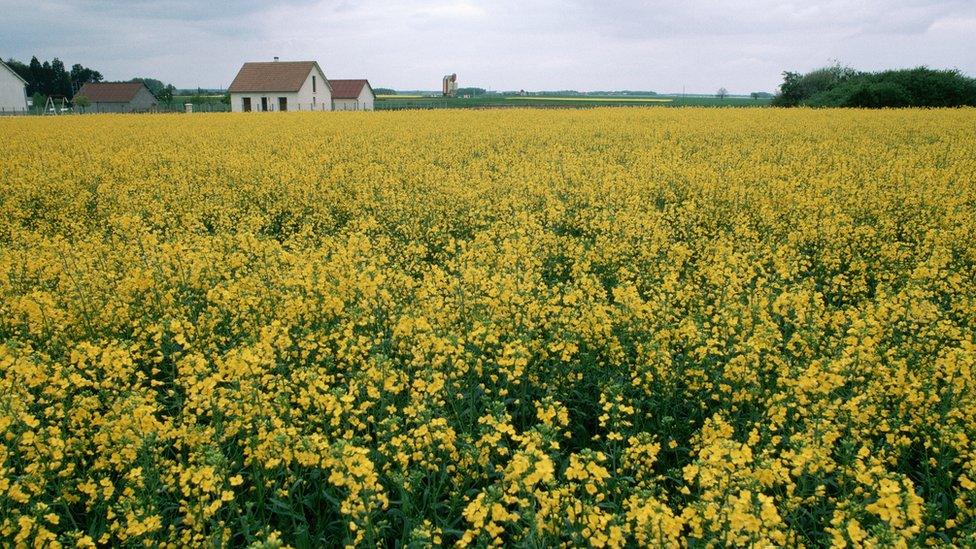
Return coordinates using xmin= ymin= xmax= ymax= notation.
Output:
xmin=75 ymin=81 xmax=148 ymax=102
xmin=228 ymin=61 xmax=323 ymax=93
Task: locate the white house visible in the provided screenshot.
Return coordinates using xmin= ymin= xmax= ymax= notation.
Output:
xmin=228 ymin=60 xmax=332 ymax=112
xmin=330 ymin=79 xmax=375 ymax=111
xmin=0 ymin=60 xmax=28 ymax=113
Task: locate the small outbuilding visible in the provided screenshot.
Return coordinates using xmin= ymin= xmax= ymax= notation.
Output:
xmin=228 ymin=60 xmax=332 ymax=112
xmin=74 ymin=82 xmax=157 ymax=113
xmin=0 ymin=60 xmax=28 ymax=113
xmin=330 ymin=79 xmax=375 ymax=111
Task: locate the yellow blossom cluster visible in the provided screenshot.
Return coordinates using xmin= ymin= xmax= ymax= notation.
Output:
xmin=1 ymin=108 xmax=975 ymax=546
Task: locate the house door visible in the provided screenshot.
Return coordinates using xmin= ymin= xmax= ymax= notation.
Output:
xmin=261 ymin=97 xmax=268 ymax=111
xmin=242 ymin=97 xmax=251 ymax=112
xmin=278 ymin=97 xmax=287 ymax=112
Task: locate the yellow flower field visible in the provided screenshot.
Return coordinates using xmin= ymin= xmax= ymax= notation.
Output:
xmin=1 ymin=108 xmax=975 ymax=547
xmin=506 ymin=96 xmax=673 ymax=102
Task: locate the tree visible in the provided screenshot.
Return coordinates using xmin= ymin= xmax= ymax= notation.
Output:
xmin=773 ymin=64 xmax=976 ymax=108
xmin=50 ymin=58 xmax=72 ymax=97
xmin=772 ymin=71 xmax=804 ymax=106
xmin=40 ymin=60 xmax=55 ymax=95
xmin=716 ymin=87 xmax=728 ymax=99
xmin=5 ymin=58 xmax=30 ymax=82
xmin=28 ymin=57 xmax=43 ymax=95
xmin=456 ymin=87 xmax=487 ymax=96
xmin=131 ymin=77 xmax=166 ymax=96
xmin=74 ymin=94 xmax=91 ymax=112
xmin=70 ymin=64 xmax=103 ymax=88
xmin=31 ymin=92 xmax=46 ymax=113
xmin=11 ymin=56 xmax=103 ymax=98
xmin=158 ymin=84 xmax=176 ymax=105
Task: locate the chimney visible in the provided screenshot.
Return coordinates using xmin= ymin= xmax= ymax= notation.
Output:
xmin=274 ymin=57 xmax=279 ymax=62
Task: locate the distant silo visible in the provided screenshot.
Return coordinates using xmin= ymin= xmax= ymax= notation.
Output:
xmin=442 ymin=74 xmax=457 ymax=97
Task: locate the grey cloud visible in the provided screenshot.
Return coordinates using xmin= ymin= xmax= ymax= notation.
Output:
xmin=1 ymin=0 xmax=974 ymax=93
xmin=82 ymin=0 xmax=319 ymax=20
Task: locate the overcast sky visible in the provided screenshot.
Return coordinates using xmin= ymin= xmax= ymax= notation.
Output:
xmin=1 ymin=0 xmax=974 ymax=93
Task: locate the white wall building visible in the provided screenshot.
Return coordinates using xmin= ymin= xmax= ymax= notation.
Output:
xmin=0 ymin=60 xmax=28 ymax=113
xmin=330 ymin=79 xmax=375 ymax=111
xmin=228 ymin=60 xmax=332 ymax=112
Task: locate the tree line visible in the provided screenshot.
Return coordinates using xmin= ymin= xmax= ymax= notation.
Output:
xmin=4 ymin=56 xmax=103 ymax=99
xmin=4 ymin=56 xmax=178 ymax=106
xmin=773 ymin=63 xmax=976 ymax=108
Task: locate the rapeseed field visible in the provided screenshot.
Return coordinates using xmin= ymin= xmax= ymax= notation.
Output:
xmin=1 ymin=108 xmax=974 ymax=547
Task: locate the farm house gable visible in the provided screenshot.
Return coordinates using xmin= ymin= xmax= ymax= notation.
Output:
xmin=73 ymin=82 xmax=157 ymax=113
xmin=0 ymin=60 xmax=28 ymax=113
xmin=329 ymin=79 xmax=375 ymax=111
xmin=229 ymin=60 xmax=333 ymax=112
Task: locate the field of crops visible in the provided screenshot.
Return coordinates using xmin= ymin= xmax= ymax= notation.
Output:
xmin=375 ymin=95 xmax=765 ymax=109
xmin=507 ymin=97 xmax=673 ymax=103
xmin=1 ymin=108 xmax=975 ymax=547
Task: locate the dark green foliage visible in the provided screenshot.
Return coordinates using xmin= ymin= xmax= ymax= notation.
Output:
xmin=131 ymin=77 xmax=168 ymax=96
xmin=131 ymin=79 xmax=178 ymax=104
xmin=70 ymin=64 xmax=102 ymax=89
xmin=772 ymin=63 xmax=858 ymax=107
xmin=809 ymin=80 xmax=911 ymax=108
xmin=4 ymin=58 xmax=30 ymax=83
xmin=455 ymin=87 xmax=487 ymax=96
xmin=30 ymin=92 xmax=46 ymax=111
xmin=5 ymin=56 xmax=102 ymax=98
xmin=774 ymin=64 xmax=976 ymax=108
xmin=158 ymin=84 xmax=176 ymax=104
xmin=73 ymin=94 xmax=91 ymax=111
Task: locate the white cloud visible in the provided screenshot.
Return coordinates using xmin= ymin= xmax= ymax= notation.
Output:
xmin=416 ymin=2 xmax=487 ymax=19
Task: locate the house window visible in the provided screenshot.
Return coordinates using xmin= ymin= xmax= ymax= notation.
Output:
xmin=261 ymin=97 xmax=268 ymax=111
xmin=278 ymin=97 xmax=287 ymax=112
xmin=242 ymin=97 xmax=251 ymax=112
xmin=312 ymin=76 xmax=316 ymax=93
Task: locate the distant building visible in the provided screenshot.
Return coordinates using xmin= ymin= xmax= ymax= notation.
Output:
xmin=228 ymin=60 xmax=332 ymax=112
xmin=0 ymin=60 xmax=28 ymax=113
xmin=74 ymin=82 xmax=157 ymax=113
xmin=443 ymin=74 xmax=457 ymax=97
xmin=329 ymin=79 xmax=375 ymax=111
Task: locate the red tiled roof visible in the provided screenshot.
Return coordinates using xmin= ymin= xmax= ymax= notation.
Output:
xmin=228 ymin=61 xmax=324 ymax=93
xmin=74 ymin=82 xmax=148 ymax=103
xmin=329 ymin=79 xmax=372 ymax=99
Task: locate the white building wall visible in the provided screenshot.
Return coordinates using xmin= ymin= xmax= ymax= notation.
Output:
xmin=129 ymin=87 xmax=158 ymax=111
xmin=231 ymin=66 xmax=332 ymax=113
xmin=358 ymin=85 xmax=375 ymax=111
xmin=231 ymin=92 xmax=300 ymax=113
xmin=295 ymin=66 xmax=331 ymax=111
xmin=90 ymin=102 xmax=129 ymax=113
xmin=333 ymin=98 xmax=359 ymax=111
xmin=0 ymin=65 xmax=27 ymax=113
xmin=333 ymin=86 xmax=375 ymax=111
xmin=89 ymin=88 xmax=158 ymax=113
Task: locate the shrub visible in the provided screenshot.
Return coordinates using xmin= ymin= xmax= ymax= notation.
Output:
xmin=774 ymin=65 xmax=976 ymax=107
